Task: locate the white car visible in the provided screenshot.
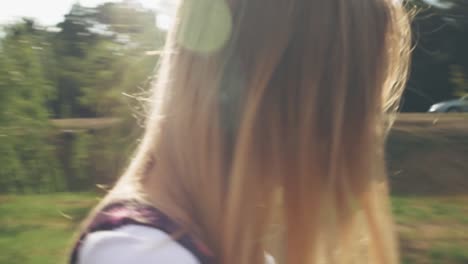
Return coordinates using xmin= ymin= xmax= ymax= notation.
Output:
xmin=428 ymin=96 xmax=468 ymax=112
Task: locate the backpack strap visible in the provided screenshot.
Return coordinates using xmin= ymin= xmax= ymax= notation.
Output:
xmin=70 ymin=200 xmax=214 ymax=264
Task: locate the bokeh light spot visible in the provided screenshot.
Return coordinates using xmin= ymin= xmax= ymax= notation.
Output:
xmin=177 ymin=0 xmax=232 ymax=54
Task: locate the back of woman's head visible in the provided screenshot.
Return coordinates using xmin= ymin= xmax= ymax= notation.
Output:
xmin=120 ymin=0 xmax=411 ymax=263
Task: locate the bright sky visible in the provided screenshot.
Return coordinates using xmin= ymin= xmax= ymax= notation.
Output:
xmin=0 ymin=0 xmax=451 ymax=28
xmin=0 ymin=0 xmax=176 ymax=28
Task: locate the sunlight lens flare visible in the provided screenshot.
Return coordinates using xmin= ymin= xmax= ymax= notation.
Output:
xmin=176 ymin=0 xmax=232 ymax=54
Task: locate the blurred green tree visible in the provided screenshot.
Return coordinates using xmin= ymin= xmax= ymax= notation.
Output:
xmin=0 ymin=19 xmax=63 ymax=193
xmin=51 ymin=2 xmax=164 ymax=118
xmin=0 ymin=2 xmax=166 ymax=193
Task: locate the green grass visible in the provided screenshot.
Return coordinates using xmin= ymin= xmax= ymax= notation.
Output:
xmin=0 ymin=193 xmax=467 ymax=264
xmin=392 ymin=196 xmax=468 ymax=264
xmin=392 ymin=196 xmax=468 ymax=224
xmin=0 ymin=193 xmax=98 ymax=264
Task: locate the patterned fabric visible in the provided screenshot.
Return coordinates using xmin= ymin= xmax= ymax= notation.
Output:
xmin=70 ymin=200 xmax=215 ymax=264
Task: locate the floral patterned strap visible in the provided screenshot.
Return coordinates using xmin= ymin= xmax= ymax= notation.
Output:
xmin=70 ymin=200 xmax=215 ymax=264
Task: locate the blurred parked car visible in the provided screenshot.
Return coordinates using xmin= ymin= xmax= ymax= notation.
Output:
xmin=428 ymin=96 xmax=468 ymax=112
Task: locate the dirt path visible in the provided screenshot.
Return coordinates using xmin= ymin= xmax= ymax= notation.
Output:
xmin=388 ymin=114 xmax=468 ymax=196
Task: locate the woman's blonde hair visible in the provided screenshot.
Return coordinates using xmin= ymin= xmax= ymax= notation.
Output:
xmin=100 ymin=0 xmax=411 ymax=263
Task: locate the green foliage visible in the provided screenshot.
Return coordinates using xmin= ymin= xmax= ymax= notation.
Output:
xmin=70 ymin=132 xmax=91 ymax=183
xmin=450 ymin=65 xmax=468 ymax=97
xmin=0 ymin=2 xmax=165 ymax=193
xmin=0 ymin=20 xmax=61 ymax=193
xmin=51 ymin=2 xmax=164 ymax=118
xmin=0 ymin=20 xmax=52 ymax=125
xmin=0 ymin=137 xmax=25 ymax=193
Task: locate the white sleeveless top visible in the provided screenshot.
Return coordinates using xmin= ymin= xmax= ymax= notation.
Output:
xmin=78 ymin=225 xmax=276 ymax=264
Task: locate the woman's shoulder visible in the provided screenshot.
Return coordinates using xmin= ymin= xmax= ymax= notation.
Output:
xmin=71 ymin=200 xmax=214 ymax=264
xmin=78 ymin=224 xmax=200 ymax=264
xmin=75 ymin=199 xmax=276 ymax=264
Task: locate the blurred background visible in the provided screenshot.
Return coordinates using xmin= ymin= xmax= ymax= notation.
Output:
xmin=0 ymin=0 xmax=467 ymax=263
